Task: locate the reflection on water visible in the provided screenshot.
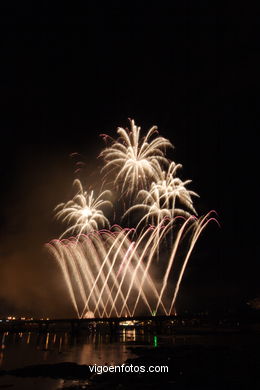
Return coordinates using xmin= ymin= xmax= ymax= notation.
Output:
xmin=1 ymin=328 xmax=258 ymax=371
xmin=0 ymin=332 xmax=6 ymax=366
xmin=0 ymin=329 xmax=151 ymax=371
xmin=122 ymin=327 xmax=136 ymax=342
xmin=0 ymin=329 xmax=258 ymax=390
xmin=0 ymin=329 xmax=146 ymax=390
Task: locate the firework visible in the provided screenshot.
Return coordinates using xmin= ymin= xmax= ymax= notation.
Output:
xmin=155 ymin=161 xmax=199 ymax=214
xmin=45 ymin=212 xmax=218 ymax=318
xmin=54 ymin=179 xmax=112 ymax=238
xmin=46 ymin=119 xmax=218 ymax=318
xmin=99 ymin=119 xmax=173 ymax=196
xmin=123 ymin=162 xmax=199 ymax=229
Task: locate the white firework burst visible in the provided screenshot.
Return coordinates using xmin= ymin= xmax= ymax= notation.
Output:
xmin=99 ymin=119 xmax=173 ymax=196
xmin=123 ymin=162 xmax=199 ymax=228
xmin=123 ymin=188 xmax=173 ymax=229
xmin=153 ymin=162 xmax=199 ymax=215
xmin=54 ymin=179 xmax=112 ymax=238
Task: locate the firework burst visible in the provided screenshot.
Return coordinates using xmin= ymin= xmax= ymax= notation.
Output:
xmin=54 ymin=179 xmax=112 ymax=238
xmin=99 ymin=119 xmax=173 ymax=196
xmin=154 ymin=161 xmax=199 ymax=215
xmin=46 ymin=119 xmax=218 ymax=318
xmin=123 ymin=162 xmax=199 ymax=228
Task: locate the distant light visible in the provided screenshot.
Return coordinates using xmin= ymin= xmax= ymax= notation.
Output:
xmin=119 ymin=320 xmax=134 ymax=326
xmin=84 ymin=311 xmax=94 ymax=319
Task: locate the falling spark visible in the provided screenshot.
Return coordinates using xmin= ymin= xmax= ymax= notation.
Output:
xmin=45 ymin=213 xmax=218 ymax=318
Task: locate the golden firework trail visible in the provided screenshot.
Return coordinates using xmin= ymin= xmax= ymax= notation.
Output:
xmin=45 ymin=119 xmax=218 ymax=318
xmin=45 ymin=212 xmax=218 ymax=318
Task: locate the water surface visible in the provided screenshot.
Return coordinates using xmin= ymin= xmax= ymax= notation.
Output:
xmin=0 ymin=329 xmax=259 ymax=390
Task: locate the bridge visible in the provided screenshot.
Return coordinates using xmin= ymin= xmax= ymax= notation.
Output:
xmin=1 ymin=313 xmax=256 ymax=333
xmin=0 ymin=315 xmax=178 ymax=332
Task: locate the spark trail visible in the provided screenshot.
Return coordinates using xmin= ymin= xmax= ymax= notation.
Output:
xmin=46 ymin=119 xmax=218 ymax=318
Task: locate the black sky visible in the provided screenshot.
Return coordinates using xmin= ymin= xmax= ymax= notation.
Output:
xmin=0 ymin=2 xmax=259 ymax=317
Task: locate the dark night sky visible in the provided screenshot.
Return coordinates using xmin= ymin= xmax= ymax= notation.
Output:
xmin=0 ymin=2 xmax=259 ymax=317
